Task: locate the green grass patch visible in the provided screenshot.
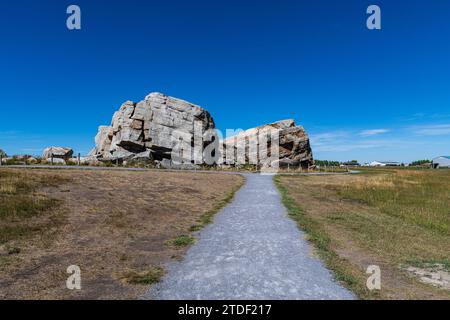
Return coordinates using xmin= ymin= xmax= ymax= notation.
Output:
xmin=166 ymin=235 xmax=196 ymax=247
xmin=334 ymin=170 xmax=450 ymax=234
xmin=404 ymin=258 xmax=450 ymax=272
xmin=189 ymin=225 xmax=203 ymax=232
xmin=0 ymin=170 xmax=69 ymax=244
xmin=123 ymin=266 xmax=165 ymax=285
xmin=0 ymin=195 xmax=59 ymax=219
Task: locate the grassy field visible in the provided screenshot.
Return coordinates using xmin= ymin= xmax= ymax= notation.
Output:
xmin=276 ymin=168 xmax=450 ymax=299
xmin=0 ymin=170 xmax=69 ymax=246
xmin=0 ymin=168 xmax=244 ymax=299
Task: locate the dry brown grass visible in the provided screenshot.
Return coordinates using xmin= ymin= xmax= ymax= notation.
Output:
xmin=0 ymin=168 xmax=244 ymax=299
xmin=0 ymin=170 xmax=70 ymax=246
xmin=276 ymin=169 xmax=450 ymax=299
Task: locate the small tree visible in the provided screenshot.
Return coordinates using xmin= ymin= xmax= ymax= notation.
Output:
xmin=0 ymin=149 xmax=7 ymax=158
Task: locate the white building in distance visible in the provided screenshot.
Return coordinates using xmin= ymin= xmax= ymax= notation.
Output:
xmin=369 ymin=161 xmax=401 ymax=167
xmin=432 ymin=156 xmax=450 ymax=169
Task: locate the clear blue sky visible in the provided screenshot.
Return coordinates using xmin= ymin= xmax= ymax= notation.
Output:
xmin=1 ymin=0 xmax=449 ymax=163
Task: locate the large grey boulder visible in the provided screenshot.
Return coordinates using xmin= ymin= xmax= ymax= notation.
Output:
xmin=221 ymin=119 xmax=314 ymax=169
xmin=91 ymin=92 xmax=313 ymax=169
xmin=90 ymin=92 xmax=215 ymax=164
xmin=42 ymin=147 xmax=73 ymax=160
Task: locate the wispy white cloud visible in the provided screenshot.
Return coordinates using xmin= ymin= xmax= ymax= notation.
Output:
xmin=310 ymin=129 xmax=391 ymax=153
xmin=413 ymin=124 xmax=450 ymax=136
xmin=309 ymin=131 xmax=350 ymax=146
xmin=309 ymin=121 xmax=450 ymax=163
xmin=401 ymin=112 xmax=450 ymax=122
xmin=0 ymin=130 xmax=20 ymax=139
xmin=309 ymin=126 xmax=428 ymax=156
xmin=359 ymin=129 xmax=390 ymax=137
xmin=314 ymin=140 xmax=388 ymax=152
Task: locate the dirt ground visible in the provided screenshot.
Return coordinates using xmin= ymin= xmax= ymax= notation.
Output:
xmin=0 ymin=169 xmax=244 ymax=299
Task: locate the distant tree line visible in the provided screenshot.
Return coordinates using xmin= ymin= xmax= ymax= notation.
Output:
xmin=314 ymin=160 xmax=341 ymax=167
xmin=410 ymin=160 xmax=431 ymax=166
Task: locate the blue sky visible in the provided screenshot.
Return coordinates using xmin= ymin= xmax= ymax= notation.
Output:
xmin=0 ymin=0 xmax=449 ymax=163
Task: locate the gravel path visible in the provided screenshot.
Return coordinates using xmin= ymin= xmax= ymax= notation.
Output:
xmin=145 ymin=174 xmax=354 ymax=300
